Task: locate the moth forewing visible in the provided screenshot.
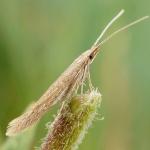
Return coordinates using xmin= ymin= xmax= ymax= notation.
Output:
xmin=6 ymin=50 xmax=92 ymax=136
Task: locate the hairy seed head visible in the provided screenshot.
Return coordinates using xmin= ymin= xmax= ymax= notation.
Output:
xmin=41 ymin=89 xmax=102 ymax=150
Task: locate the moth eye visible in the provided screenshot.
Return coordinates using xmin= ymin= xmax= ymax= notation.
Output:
xmin=89 ymin=55 xmax=93 ymax=60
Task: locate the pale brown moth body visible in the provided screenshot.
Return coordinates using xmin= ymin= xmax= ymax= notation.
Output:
xmin=6 ymin=49 xmax=97 ymax=136
xmin=6 ymin=9 xmax=149 ymax=136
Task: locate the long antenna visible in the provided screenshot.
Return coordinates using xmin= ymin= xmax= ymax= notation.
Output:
xmin=99 ymin=15 xmax=149 ymax=46
xmin=92 ymin=9 xmax=125 ymax=48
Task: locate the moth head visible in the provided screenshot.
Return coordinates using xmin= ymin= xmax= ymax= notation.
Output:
xmin=88 ymin=46 xmax=100 ymax=64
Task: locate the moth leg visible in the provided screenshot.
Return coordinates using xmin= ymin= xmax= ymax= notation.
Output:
xmin=87 ymin=65 xmax=93 ymax=91
xmin=81 ymin=82 xmax=83 ymax=94
xmin=75 ymin=86 xmax=79 ymax=94
xmin=80 ymin=65 xmax=87 ymax=94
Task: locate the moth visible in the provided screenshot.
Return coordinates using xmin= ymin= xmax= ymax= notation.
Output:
xmin=6 ymin=9 xmax=148 ymax=136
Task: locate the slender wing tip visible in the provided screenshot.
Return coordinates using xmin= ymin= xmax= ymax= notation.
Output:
xmin=6 ymin=130 xmax=15 ymax=137
xmin=6 ymin=119 xmax=19 ymax=136
xmin=6 ymin=129 xmax=16 ymax=137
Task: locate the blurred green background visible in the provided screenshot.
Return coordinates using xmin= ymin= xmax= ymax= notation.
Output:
xmin=0 ymin=0 xmax=149 ymax=150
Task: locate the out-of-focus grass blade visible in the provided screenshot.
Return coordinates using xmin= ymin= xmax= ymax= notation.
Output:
xmin=1 ymin=125 xmax=36 ymax=150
